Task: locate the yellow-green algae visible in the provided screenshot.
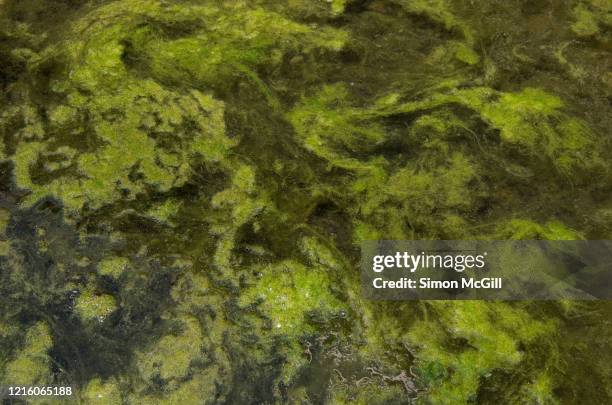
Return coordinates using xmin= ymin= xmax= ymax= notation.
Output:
xmin=146 ymin=199 xmax=181 ymax=225
xmin=571 ymin=0 xmax=612 ymax=38
xmin=0 ymin=241 xmax=9 ymax=256
xmin=0 ymin=208 xmax=8 ymax=256
xmin=98 ymin=256 xmax=130 ymax=279
xmin=75 ymin=287 xmax=118 ymax=322
xmin=407 ymin=302 xmax=557 ymax=403
xmin=2 ymin=322 xmax=53 ymax=386
xmin=136 ymin=316 xmax=204 ymax=385
xmin=0 ymin=0 xmax=611 ymax=404
xmin=0 ymin=208 xmax=9 ymax=234
xmin=82 ymin=377 xmax=122 ymax=404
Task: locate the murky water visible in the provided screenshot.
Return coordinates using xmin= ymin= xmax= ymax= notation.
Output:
xmin=0 ymin=0 xmax=610 ymax=404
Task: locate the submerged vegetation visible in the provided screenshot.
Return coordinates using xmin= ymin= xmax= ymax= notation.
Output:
xmin=0 ymin=0 xmax=610 ymax=403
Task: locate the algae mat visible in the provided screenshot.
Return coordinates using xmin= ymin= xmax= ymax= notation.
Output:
xmin=0 ymin=0 xmax=611 ymax=403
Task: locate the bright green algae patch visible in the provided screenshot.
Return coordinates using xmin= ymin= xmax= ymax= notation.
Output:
xmin=0 ymin=0 xmax=611 ymax=404
xmin=75 ymin=287 xmax=117 ymax=322
xmin=407 ymin=302 xmax=557 ymax=403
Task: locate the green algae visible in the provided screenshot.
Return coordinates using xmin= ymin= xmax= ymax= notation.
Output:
xmin=453 ymin=41 xmax=480 ymax=65
xmin=75 ymin=287 xmax=117 ymax=322
xmin=98 ymin=256 xmax=130 ymax=279
xmin=0 ymin=0 xmax=611 ymax=403
xmin=82 ymin=377 xmax=122 ymax=404
xmin=496 ymin=219 xmax=584 ymax=240
xmin=407 ymin=302 xmax=557 ymax=403
xmin=238 ymin=258 xmax=346 ymax=386
xmin=135 ymin=3 xmax=347 ymax=88
xmin=146 ymin=199 xmax=181 ymax=225
xmin=523 ymin=373 xmax=558 ymax=405
xmin=571 ymin=0 xmax=612 ymax=38
xmin=0 ymin=241 xmax=8 ymax=256
xmin=0 ymin=208 xmax=8 ymax=234
xmin=394 ymin=0 xmax=475 ymax=43
xmin=2 ymin=322 xmax=53 ymax=386
xmin=290 ymin=82 xmax=605 ymax=188
xmin=12 ymin=82 xmax=231 ymax=213
xmin=136 ymin=316 xmax=203 ymax=385
xmin=239 ymin=259 xmax=344 ymax=334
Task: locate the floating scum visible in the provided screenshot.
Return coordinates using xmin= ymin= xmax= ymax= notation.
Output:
xmin=0 ymin=0 xmax=611 ymax=403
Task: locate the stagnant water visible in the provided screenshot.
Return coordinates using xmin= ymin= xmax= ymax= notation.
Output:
xmin=0 ymin=0 xmax=611 ymax=404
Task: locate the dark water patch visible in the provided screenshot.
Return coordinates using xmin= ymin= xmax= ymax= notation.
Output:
xmin=0 ymin=188 xmax=184 ymax=389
